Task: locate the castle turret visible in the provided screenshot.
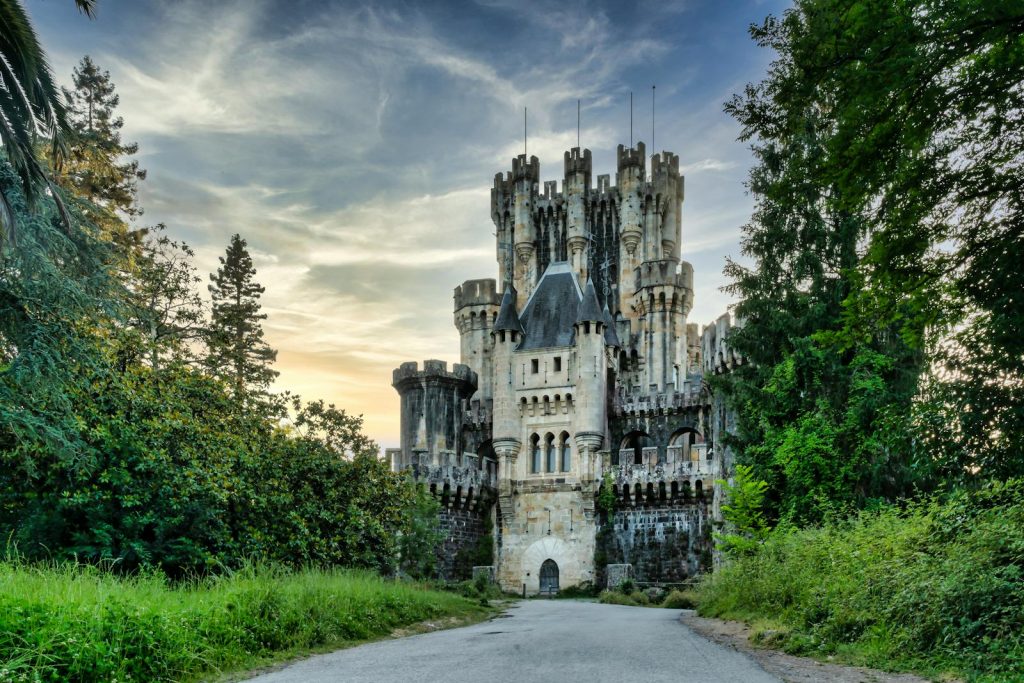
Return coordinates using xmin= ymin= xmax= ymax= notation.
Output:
xmin=653 ymin=151 xmax=684 ymax=261
xmin=512 ymin=154 xmax=540 ymax=301
xmin=454 ymin=279 xmax=501 ymax=400
xmin=573 ymin=279 xmax=608 ymax=482
xmin=634 ymin=258 xmax=694 ymax=392
xmin=616 ymin=142 xmax=645 ymax=315
xmin=491 ymin=284 xmax=524 ymax=487
xmin=564 ymin=148 xmax=592 ymax=282
xmin=392 ymin=360 xmax=477 ymax=465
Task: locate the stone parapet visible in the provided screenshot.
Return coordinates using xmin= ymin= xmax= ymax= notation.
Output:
xmin=613 ymin=383 xmax=705 ymax=416
xmin=392 ymin=359 xmax=477 ymax=388
xmin=389 ymin=449 xmax=498 ymax=493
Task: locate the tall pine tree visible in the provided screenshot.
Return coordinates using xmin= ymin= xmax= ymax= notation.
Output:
xmin=205 ymin=234 xmax=278 ymax=398
xmin=56 ymin=55 xmax=146 ymax=245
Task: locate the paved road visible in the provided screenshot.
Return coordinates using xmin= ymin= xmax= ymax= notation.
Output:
xmin=245 ymin=600 xmax=780 ymax=683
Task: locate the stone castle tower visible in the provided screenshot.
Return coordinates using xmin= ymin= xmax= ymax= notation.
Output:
xmin=389 ymin=142 xmax=738 ymax=593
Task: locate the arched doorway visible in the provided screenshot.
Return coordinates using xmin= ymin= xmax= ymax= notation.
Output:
xmin=539 ymin=559 xmax=559 ymax=595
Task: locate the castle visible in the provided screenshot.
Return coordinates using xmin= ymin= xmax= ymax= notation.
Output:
xmin=387 ymin=142 xmax=742 ymax=594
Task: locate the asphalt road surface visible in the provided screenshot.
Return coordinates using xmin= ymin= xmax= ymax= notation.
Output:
xmin=245 ymin=600 xmax=781 ymax=683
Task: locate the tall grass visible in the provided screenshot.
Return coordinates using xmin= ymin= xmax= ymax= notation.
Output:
xmin=697 ymin=480 xmax=1024 ymax=681
xmin=0 ymin=561 xmax=486 ymax=682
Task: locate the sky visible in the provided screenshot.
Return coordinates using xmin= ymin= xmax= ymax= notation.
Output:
xmin=29 ymin=0 xmax=787 ymax=448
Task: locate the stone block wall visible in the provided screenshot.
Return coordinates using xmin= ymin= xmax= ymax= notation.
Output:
xmin=600 ymin=503 xmax=712 ymax=584
xmin=437 ymin=504 xmax=493 ymax=580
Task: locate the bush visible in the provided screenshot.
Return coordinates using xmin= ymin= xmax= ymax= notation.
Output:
xmin=598 ymin=590 xmax=638 ymax=606
xmin=697 ymin=481 xmax=1024 ymax=680
xmin=0 ymin=560 xmax=486 ymax=682
xmin=661 ymin=589 xmax=698 ymax=609
xmin=554 ymin=582 xmax=598 ymax=599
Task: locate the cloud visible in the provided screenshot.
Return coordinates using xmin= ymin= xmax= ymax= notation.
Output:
xmin=34 ymin=0 xmax=778 ymax=446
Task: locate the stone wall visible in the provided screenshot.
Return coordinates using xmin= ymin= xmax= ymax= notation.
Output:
xmin=600 ymin=503 xmax=712 ymax=584
xmin=437 ymin=504 xmax=493 ymax=580
xmin=496 ymin=488 xmax=598 ymax=594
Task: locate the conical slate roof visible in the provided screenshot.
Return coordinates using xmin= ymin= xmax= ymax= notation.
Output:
xmin=576 ymin=278 xmax=603 ymax=324
xmin=493 ymin=283 xmax=524 ymax=335
xmin=602 ymin=301 xmax=621 ymax=347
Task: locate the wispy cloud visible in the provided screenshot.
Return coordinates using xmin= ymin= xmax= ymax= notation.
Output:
xmin=33 ymin=0 xmax=786 ymax=445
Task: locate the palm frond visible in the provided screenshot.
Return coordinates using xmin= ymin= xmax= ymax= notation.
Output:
xmin=0 ymin=0 xmax=93 ymax=240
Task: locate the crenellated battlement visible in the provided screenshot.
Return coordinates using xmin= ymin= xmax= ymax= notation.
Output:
xmin=635 ymin=258 xmax=689 ymax=289
xmin=564 ymin=147 xmax=592 ymax=183
xmin=392 ymin=359 xmax=478 ymax=389
xmin=512 ymin=153 xmax=540 ymax=183
xmin=616 ymin=142 xmax=647 ymax=174
xmin=454 ymin=278 xmax=500 ymax=312
xmin=701 ymin=313 xmax=745 ymax=375
xmin=651 ymin=151 xmax=680 ymax=177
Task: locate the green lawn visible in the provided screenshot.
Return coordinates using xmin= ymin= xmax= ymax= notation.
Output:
xmin=0 ymin=562 xmax=489 ymax=682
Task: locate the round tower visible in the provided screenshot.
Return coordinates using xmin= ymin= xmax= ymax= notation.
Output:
xmin=454 ymin=278 xmax=501 ymax=400
xmin=564 ymin=147 xmax=592 ymax=282
xmin=633 ymin=259 xmax=694 ymax=392
xmin=653 ymin=151 xmax=684 ymax=260
xmin=573 ymin=279 xmax=608 ymax=482
xmin=511 ymin=154 xmax=540 ymax=301
xmin=392 ymin=360 xmax=477 ymax=465
xmin=616 ymin=142 xmax=645 ymax=316
xmin=491 ymin=284 xmax=525 ymax=485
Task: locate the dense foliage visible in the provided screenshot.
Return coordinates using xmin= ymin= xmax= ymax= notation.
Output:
xmin=0 ymin=57 xmax=431 ymax=578
xmin=697 ymin=481 xmax=1024 ymax=681
xmin=719 ymin=0 xmax=1024 ymax=523
xmin=0 ymin=562 xmax=486 ymax=683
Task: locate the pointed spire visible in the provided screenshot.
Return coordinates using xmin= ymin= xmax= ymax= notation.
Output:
xmin=602 ymin=301 xmax=621 ymax=347
xmin=494 ymin=283 xmax=524 ymax=335
xmin=576 ymin=278 xmax=603 ymax=324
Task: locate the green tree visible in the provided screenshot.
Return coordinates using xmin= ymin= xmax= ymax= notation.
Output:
xmin=714 ymin=464 xmax=770 ymax=557
xmin=0 ymin=0 xmax=95 ymax=240
xmin=399 ymin=485 xmax=443 ymax=580
xmin=205 ymin=234 xmax=278 ymax=398
xmin=124 ymin=225 xmax=205 ymax=369
xmin=734 ymin=0 xmax=1024 ymax=483
xmin=55 ymin=55 xmax=147 ymax=245
xmin=719 ymin=89 xmax=923 ymax=523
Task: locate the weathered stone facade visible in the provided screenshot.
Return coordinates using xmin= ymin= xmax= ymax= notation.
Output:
xmin=389 ymin=142 xmax=740 ymax=591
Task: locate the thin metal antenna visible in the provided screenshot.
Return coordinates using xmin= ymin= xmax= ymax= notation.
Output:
xmin=524 ymin=107 xmax=527 ymax=157
xmin=577 ymin=99 xmax=580 ymax=149
xmin=652 ymin=85 xmax=656 ymax=155
xmin=629 ymin=91 xmax=633 ymax=147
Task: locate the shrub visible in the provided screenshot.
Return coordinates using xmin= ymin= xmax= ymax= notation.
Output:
xmin=697 ymin=482 xmax=1024 ymax=680
xmin=598 ymin=590 xmax=637 ymax=606
xmin=662 ymin=589 xmax=698 ymax=609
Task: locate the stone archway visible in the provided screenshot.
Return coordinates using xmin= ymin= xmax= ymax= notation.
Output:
xmin=522 ymin=536 xmax=577 ymax=594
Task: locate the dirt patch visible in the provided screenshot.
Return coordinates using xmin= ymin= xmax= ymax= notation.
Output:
xmin=681 ymin=612 xmax=949 ymax=683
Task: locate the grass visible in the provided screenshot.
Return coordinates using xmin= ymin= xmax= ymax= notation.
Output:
xmin=695 ymin=479 xmax=1024 ymax=682
xmin=0 ymin=561 xmax=491 ymax=683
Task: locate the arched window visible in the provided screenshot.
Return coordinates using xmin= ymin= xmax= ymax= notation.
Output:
xmin=545 ymin=433 xmax=556 ymax=473
xmin=530 ymin=434 xmax=541 ymax=474
xmin=560 ymin=432 xmax=571 ymax=472
xmin=621 ymin=431 xmax=650 ymax=465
